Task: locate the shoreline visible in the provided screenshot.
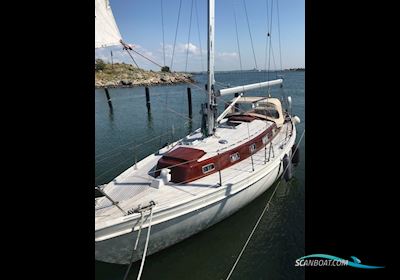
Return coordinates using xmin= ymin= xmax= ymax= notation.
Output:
xmin=95 ymin=79 xmax=197 ymax=89
xmin=95 ymin=61 xmax=196 ymax=88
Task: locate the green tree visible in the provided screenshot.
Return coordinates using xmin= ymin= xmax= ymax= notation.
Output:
xmin=95 ymin=59 xmax=106 ymax=71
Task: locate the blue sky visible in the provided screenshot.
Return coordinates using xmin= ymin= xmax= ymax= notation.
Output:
xmin=96 ymin=0 xmax=304 ymax=72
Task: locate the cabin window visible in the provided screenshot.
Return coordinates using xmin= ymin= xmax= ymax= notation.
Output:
xmin=262 ymin=135 xmax=268 ymax=145
xmin=265 ymin=108 xmax=280 ymax=119
xmin=202 ymin=163 xmax=215 ymax=174
xmin=230 ymin=152 xmax=240 ymax=162
xmin=249 ymin=143 xmax=257 ymax=153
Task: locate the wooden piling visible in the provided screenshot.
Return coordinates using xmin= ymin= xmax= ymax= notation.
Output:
xmin=104 ymin=87 xmax=113 ymax=109
xmin=145 ymin=87 xmax=151 ymax=112
xmin=187 ymin=87 xmax=193 ymax=119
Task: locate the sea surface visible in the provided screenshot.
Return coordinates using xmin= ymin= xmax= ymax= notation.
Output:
xmin=95 ymin=70 xmax=305 ymax=280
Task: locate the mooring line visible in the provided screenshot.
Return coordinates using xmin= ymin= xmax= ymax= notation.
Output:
xmin=122 ymin=203 xmax=155 ymax=280
xmin=225 ymin=128 xmax=305 ymax=280
xmin=136 ymin=206 xmax=154 ymax=280
xmin=123 ymin=212 xmax=144 ymax=280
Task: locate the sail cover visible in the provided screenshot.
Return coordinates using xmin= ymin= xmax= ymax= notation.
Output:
xmin=95 ymin=0 xmax=122 ymax=48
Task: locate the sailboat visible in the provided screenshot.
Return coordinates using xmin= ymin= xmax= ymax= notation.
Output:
xmin=95 ymin=0 xmax=301 ymax=264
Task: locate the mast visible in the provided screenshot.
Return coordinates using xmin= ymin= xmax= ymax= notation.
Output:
xmin=206 ymin=0 xmax=216 ymax=136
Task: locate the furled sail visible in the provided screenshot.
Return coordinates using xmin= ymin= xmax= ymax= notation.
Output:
xmin=217 ymin=79 xmax=283 ymax=96
xmin=95 ymin=0 xmax=122 ymax=48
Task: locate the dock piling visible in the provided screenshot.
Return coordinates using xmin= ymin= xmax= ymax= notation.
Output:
xmin=104 ymin=87 xmax=113 ymax=109
xmin=187 ymin=87 xmax=193 ymax=119
xmin=145 ymin=87 xmax=151 ymax=112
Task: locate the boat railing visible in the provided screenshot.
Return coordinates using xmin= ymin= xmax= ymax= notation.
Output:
xmin=95 ymin=125 xmax=293 ymax=216
xmin=147 ymin=129 xmax=290 ymax=186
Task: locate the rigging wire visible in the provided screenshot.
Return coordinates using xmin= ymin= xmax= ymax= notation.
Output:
xmin=194 ymin=0 xmax=204 ymax=72
xmin=242 ymin=0 xmax=258 ymax=70
xmin=95 ymin=123 xmax=191 ymax=181
xmin=94 ymin=86 xmax=258 ymax=182
xmin=96 ymin=75 xmax=282 ymax=182
xmin=266 ymin=0 xmax=274 ymax=95
xmin=185 ymin=0 xmax=194 ymax=72
xmin=264 ymin=0 xmax=270 ymax=72
xmin=270 ymin=43 xmax=278 ymax=77
xmin=95 ymin=89 xmax=193 ymax=162
xmin=182 ymin=0 xmax=195 ymax=119
xmin=276 ymin=0 xmax=283 ymax=72
xmin=171 ymin=0 xmax=183 ymax=69
xmin=233 ymin=3 xmax=243 ymax=71
xmin=161 ymin=0 xmax=166 ymax=66
xmin=123 ymin=48 xmax=139 ymax=68
xmin=129 ymin=48 xmax=163 ymax=68
xmin=95 ymin=92 xmax=168 ymax=104
xmin=96 ymin=87 xmax=199 ymax=180
xmin=95 ymin=129 xmax=175 ymax=164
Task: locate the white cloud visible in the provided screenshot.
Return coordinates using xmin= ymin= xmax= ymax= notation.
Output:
xmin=181 ymin=42 xmax=200 ymax=55
xmin=130 ymin=44 xmax=156 ymax=61
xmin=95 ymin=43 xmax=242 ymax=71
xmin=217 ymin=52 xmax=238 ymax=58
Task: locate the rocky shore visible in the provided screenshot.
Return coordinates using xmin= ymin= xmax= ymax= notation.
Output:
xmin=95 ymin=61 xmax=195 ymax=88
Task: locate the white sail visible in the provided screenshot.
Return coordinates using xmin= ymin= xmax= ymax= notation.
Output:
xmin=95 ymin=0 xmax=122 ymax=48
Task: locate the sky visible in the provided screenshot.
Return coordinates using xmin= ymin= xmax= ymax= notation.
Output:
xmin=95 ymin=0 xmax=304 ymax=72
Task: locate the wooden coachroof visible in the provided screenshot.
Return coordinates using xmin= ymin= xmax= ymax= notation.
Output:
xmin=162 ymin=147 xmax=206 ymax=162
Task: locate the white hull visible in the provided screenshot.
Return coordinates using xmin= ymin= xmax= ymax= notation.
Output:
xmin=95 ymin=128 xmax=295 ymax=264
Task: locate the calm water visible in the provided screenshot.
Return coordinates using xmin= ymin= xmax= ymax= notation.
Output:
xmin=95 ymin=71 xmax=305 ymax=280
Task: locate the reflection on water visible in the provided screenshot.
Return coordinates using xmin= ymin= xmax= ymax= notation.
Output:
xmin=146 ymin=111 xmax=153 ymax=130
xmin=275 ymin=180 xmax=291 ymax=198
xmin=108 ymin=105 xmax=114 ymax=122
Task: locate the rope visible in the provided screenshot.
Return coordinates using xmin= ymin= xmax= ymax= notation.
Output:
xmin=123 ymin=212 xmax=144 ymax=280
xmin=136 ymin=206 xmax=154 ymax=280
xmin=225 ymin=128 xmax=305 ymax=280
xmin=171 ymin=0 xmax=183 ymax=69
